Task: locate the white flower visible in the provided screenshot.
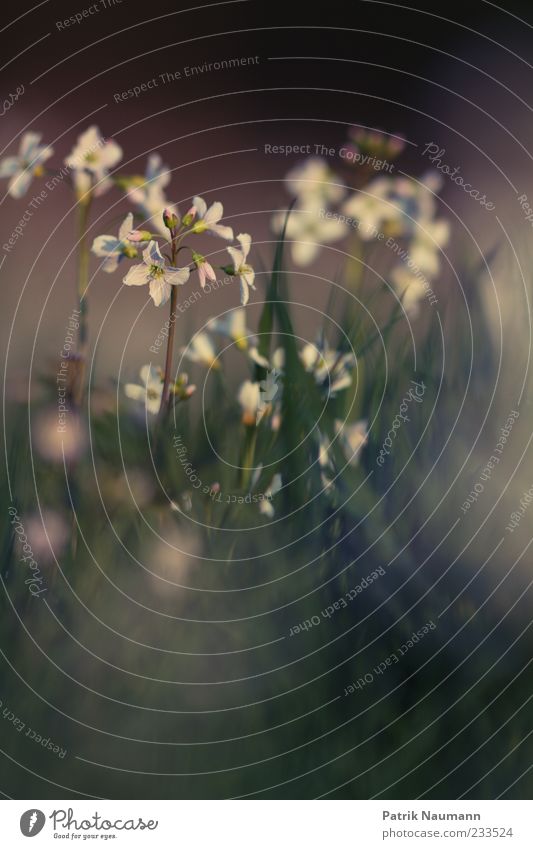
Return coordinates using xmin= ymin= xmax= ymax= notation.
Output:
xmin=272 ymin=199 xmax=348 ymax=265
xmin=237 ymin=380 xmax=261 ymax=425
xmin=191 ymin=195 xmax=233 ymax=240
xmin=192 ymin=252 xmax=217 ymax=289
xmin=342 ymin=172 xmax=444 ymax=241
xmin=226 ymin=233 xmax=255 ymax=305
xmin=122 ymin=240 xmax=190 ymax=306
xmin=0 ymin=132 xmax=53 ymax=198
xmin=271 ymin=348 xmax=285 ymax=372
xmin=127 ymin=153 xmax=175 ymax=235
xmin=208 ymin=309 xmax=252 ymax=349
xmin=180 ymin=332 xmax=220 ymax=370
xmin=390 ymin=267 xmax=430 ymax=317
xmin=124 ymin=365 xmax=163 ymax=415
xmin=334 ymin=419 xmax=368 ymax=466
xmin=285 ymin=157 xmax=345 ymax=205
xmin=207 ymin=309 xmax=268 ymax=366
xmin=259 ymin=474 xmax=282 ymax=517
xmin=318 ymin=433 xmax=335 ymax=493
xmin=409 ymin=217 xmax=450 ymax=276
xmin=300 ymin=339 xmax=356 ymax=394
xmin=65 ymin=125 xmax=122 ymax=197
xmin=91 ymin=213 xmax=141 ymax=272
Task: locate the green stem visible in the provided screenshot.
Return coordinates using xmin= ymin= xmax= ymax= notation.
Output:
xmin=159 ymin=286 xmax=178 ymax=417
xmin=73 ymin=198 xmax=92 ymax=407
xmin=158 ymin=227 xmax=181 ymax=418
xmin=239 ymin=426 xmax=257 ymax=489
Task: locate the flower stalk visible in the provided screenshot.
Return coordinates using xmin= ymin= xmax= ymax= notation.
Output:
xmin=73 ymin=197 xmax=92 ymax=407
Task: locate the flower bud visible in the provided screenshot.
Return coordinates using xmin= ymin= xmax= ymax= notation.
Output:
xmin=182 ymin=205 xmax=197 ymax=227
xmin=128 ymin=229 xmax=152 ymax=242
xmin=163 ymin=208 xmax=179 ymax=230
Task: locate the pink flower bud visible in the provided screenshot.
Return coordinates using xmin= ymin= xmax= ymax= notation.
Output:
xmin=163 ymin=208 xmax=179 ymax=230
xmin=128 ymin=229 xmax=151 ymax=242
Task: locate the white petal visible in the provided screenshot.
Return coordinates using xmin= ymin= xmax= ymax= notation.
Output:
xmin=248 ymin=347 xmax=269 ymax=367
xmin=228 ymin=309 xmax=247 ymax=338
xmin=123 ymin=263 xmax=149 ymax=286
xmin=204 ymin=201 xmax=223 ymax=225
xmin=124 ymin=383 xmax=145 ymax=402
xmin=140 ymin=364 xmax=160 ymax=386
xmin=8 ymin=169 xmax=32 ymax=198
xmin=236 ymin=233 xmax=251 ymax=260
xmin=146 ymin=395 xmax=161 ymax=415
xmin=165 ymin=266 xmax=190 ymax=287
xmin=318 ymin=217 xmax=350 ymax=242
xmin=0 ymin=156 xmax=21 ymax=177
xmin=92 ymin=235 xmax=120 ymax=257
xmin=291 ymin=240 xmax=320 ymax=265
xmin=142 ymin=240 xmax=164 ymax=266
xmin=192 ymin=195 xmax=207 ymax=219
xmin=210 ymin=223 xmax=234 ymax=241
xmin=227 ymin=245 xmax=244 ymax=270
xmin=242 ymin=270 xmax=255 ymax=291
xmin=118 ymin=212 xmax=134 ymax=242
xmin=149 ymin=277 xmax=171 ymax=307
xmin=239 ymin=277 xmax=249 ymax=306
xmin=238 ymin=380 xmax=260 ymax=415
xmin=101 ymin=139 xmax=122 ymax=169
xmin=102 ymin=254 xmax=121 ymax=273
xmin=268 ymin=473 xmax=282 ymax=496
xmin=146 ymin=153 xmax=169 ymax=187
xmin=259 ymin=500 xmax=274 ymax=517
xmin=190 ymin=333 xmax=216 ymax=365
xmin=19 ymin=132 xmax=42 ymax=159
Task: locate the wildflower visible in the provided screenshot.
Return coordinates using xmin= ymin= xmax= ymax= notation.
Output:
xmin=334 ymin=419 xmax=368 ymax=466
xmin=180 ymin=332 xmax=220 ymax=370
xmin=123 ymin=240 xmax=190 ymax=307
xmin=342 ymin=172 xmax=444 ymax=241
xmin=409 ymin=217 xmax=450 ymax=276
xmin=0 ymin=131 xmax=53 ymax=198
xmin=192 ymin=251 xmax=217 ymax=289
xmin=208 ymin=309 xmax=251 ymax=350
xmin=124 ymin=365 xmax=164 ymax=415
xmin=318 ymin=433 xmax=335 ymax=492
xmin=300 ymin=339 xmax=356 ymax=394
xmin=65 ymin=125 xmax=122 ymax=198
xmin=91 ymin=212 xmax=140 ymax=272
xmin=285 ymin=157 xmax=345 ymax=205
xmin=125 ymin=153 xmax=175 ymax=235
xmin=189 ymin=195 xmax=233 ymax=240
xmin=172 ymin=373 xmax=196 ymax=400
xmin=207 ymin=308 xmax=269 ymax=366
xmin=272 ymin=199 xmax=348 ymax=265
xmin=259 ymin=474 xmax=283 ymax=517
xmin=225 ymin=233 xmax=255 ymax=305
xmin=390 ymin=267 xmax=431 ymax=317
xmin=237 ymin=380 xmax=261 ymax=425
xmin=257 ymin=369 xmax=281 ymax=423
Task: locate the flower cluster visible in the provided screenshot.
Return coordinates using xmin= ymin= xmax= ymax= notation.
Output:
xmin=0 ymin=127 xmax=256 ymax=309
xmin=272 ymin=128 xmax=450 ymax=316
